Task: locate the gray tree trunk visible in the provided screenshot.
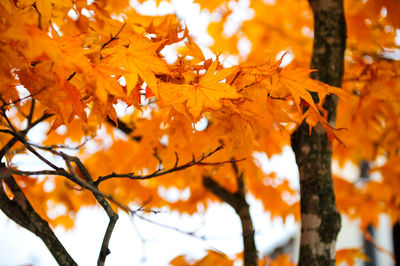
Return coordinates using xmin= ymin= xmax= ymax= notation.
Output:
xmin=291 ymin=0 xmax=346 ymax=265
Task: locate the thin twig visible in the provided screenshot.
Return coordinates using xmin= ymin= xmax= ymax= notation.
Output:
xmin=10 ymin=169 xmax=65 ymax=176
xmin=0 ymin=113 xmax=52 ymax=160
xmin=27 ymin=99 xmax=35 ymax=127
xmin=1 ymin=111 xmax=17 ymax=131
xmin=0 ymin=87 xmax=47 ymax=109
xmin=134 ymin=213 xmax=207 ymax=241
xmin=100 ymin=23 xmax=126 ymax=51
xmin=231 ymin=159 xmax=245 ymax=198
xmin=267 ymin=93 xmax=291 ymax=101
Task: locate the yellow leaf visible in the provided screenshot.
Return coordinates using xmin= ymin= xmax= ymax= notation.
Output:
xmin=16 ymin=0 xmax=35 ymax=8
xmin=178 ymin=37 xmax=205 ymax=62
xmin=36 ymin=0 xmax=52 ymax=22
xmin=178 ymin=60 xmax=241 ymax=119
xmin=52 ymin=0 xmax=72 ymax=8
xmin=1 ymin=0 xmax=14 ymax=11
xmin=104 ymin=35 xmax=169 ymax=96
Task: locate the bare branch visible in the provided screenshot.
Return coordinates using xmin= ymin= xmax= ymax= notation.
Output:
xmin=197 ymin=158 xmax=245 ymax=166
xmin=100 ymin=23 xmax=126 ymax=52
xmin=0 ymin=112 xmax=53 ymax=160
xmin=0 ymin=88 xmax=47 ymax=110
xmin=18 ymin=135 xmax=61 ymax=170
xmin=174 ymin=151 xmax=179 ymax=168
xmin=2 ymin=127 xmax=122 ymax=266
xmin=10 ymin=169 xmax=66 ymax=176
xmin=202 ymin=160 xmax=257 ymax=266
xmin=53 ymin=152 xmax=124 ymax=266
xmin=231 ymin=159 xmax=245 ymax=198
xmin=0 ymin=110 xmax=17 ymax=131
xmin=134 ymin=213 xmax=207 ymax=241
xmin=106 ymin=116 xmax=142 ymax=141
xmin=95 ymin=145 xmax=226 ymax=185
xmin=98 ymin=214 xmax=118 ymax=266
xmin=202 ymin=176 xmax=240 ymax=210
xmin=27 ymin=99 xmax=35 ymax=126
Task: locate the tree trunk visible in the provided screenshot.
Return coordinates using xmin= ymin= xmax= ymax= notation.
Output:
xmin=393 ymin=222 xmax=400 ymax=266
xmin=291 ymin=0 xmax=346 ymax=265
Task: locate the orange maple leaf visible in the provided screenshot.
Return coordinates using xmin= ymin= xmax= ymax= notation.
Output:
xmin=17 ymin=0 xmax=72 ymax=22
xmin=103 ymin=35 xmax=169 ymax=96
xmin=172 ymin=60 xmax=241 ymax=119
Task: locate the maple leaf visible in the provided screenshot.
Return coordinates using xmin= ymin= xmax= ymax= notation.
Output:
xmin=17 ymin=0 xmax=72 ymax=22
xmin=0 ymin=0 xmax=15 ymax=11
xmin=91 ymin=63 xmax=125 ymax=102
xmin=103 ymin=35 xmax=169 ymax=96
xmin=35 ymin=0 xmax=52 ymax=22
xmin=172 ymin=60 xmax=241 ymax=120
xmin=276 ymin=67 xmax=347 ymax=113
xmin=59 ymin=79 xmax=86 ymax=121
xmin=177 ymin=36 xmax=205 ymax=63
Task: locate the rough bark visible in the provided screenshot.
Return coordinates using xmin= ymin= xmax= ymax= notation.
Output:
xmin=0 ymin=166 xmax=77 ymax=266
xmin=203 ymin=167 xmax=257 ymax=266
xmin=393 ymin=222 xmax=400 ymax=266
xmin=291 ymin=0 xmax=346 ymax=265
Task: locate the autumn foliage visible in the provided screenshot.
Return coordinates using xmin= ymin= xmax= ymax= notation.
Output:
xmin=0 ymin=0 xmax=399 ymax=265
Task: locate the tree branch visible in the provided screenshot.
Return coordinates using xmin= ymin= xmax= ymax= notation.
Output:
xmin=202 ymin=177 xmax=240 ymax=209
xmin=58 ymin=152 xmax=120 ymax=266
xmin=202 ymin=161 xmax=257 ymax=266
xmin=3 ymin=128 xmax=122 ymax=265
xmin=0 ymin=112 xmax=52 ymax=160
xmin=100 ymin=23 xmax=126 ymax=51
xmin=95 ymin=145 xmax=226 ymax=185
xmin=106 ymin=116 xmax=142 ymax=141
xmin=0 ymin=165 xmax=77 ymax=265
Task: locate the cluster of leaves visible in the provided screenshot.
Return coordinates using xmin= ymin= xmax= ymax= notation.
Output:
xmin=0 ymin=0 xmax=341 ymax=225
xmin=0 ymin=0 xmax=399 ymax=264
